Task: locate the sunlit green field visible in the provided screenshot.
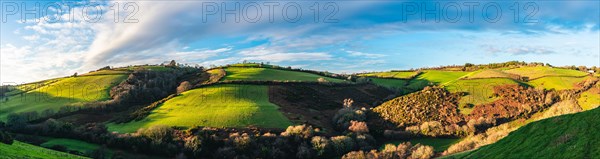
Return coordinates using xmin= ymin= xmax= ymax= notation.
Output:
xmin=465 ymin=69 xmax=514 ymax=79
xmin=359 ymin=71 xmax=418 ymax=79
xmin=223 ymin=67 xmax=345 ymax=82
xmin=82 ymin=70 xmax=130 ymax=76
xmin=369 ymin=78 xmax=408 ymax=89
xmin=445 ymin=78 xmax=520 ymax=114
xmin=406 ymin=70 xmax=470 ymax=90
xmin=107 ymin=84 xmax=292 ymax=133
xmin=0 ymin=75 xmax=127 ymax=120
xmin=528 ymin=76 xmax=589 ymax=90
xmin=41 ymin=138 xmax=102 ymax=155
xmin=0 ymin=141 xmax=87 ymax=159
xmin=380 ymin=137 xmax=462 ymax=152
xmin=448 ymin=108 xmax=600 ymax=159
xmin=503 ymin=66 xmax=587 ymax=79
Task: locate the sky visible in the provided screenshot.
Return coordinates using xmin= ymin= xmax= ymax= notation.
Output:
xmin=0 ymin=0 xmax=599 ymax=83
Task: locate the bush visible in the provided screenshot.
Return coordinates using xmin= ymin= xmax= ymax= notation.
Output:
xmin=0 ymin=131 xmax=13 ymax=145
xmin=331 ymin=136 xmax=355 ymax=155
xmin=138 ymin=125 xmax=174 ymax=144
xmin=311 ymin=136 xmax=331 ymax=157
xmin=281 ymin=125 xmax=314 ymax=138
xmin=410 ymin=144 xmax=434 ymax=159
xmin=348 ymin=121 xmax=369 ymax=134
xmin=177 ymin=81 xmax=192 ymax=94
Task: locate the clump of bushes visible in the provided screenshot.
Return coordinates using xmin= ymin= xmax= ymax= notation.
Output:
xmin=341 ymin=142 xmax=435 ymax=159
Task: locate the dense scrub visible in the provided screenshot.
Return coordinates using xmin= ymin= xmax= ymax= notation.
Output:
xmin=373 ymin=87 xmax=464 ymax=127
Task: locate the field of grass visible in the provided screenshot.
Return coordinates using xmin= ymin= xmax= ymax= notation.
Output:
xmin=0 ymin=141 xmax=87 ymax=159
xmin=370 ymin=78 xmax=408 ymax=89
xmin=359 ymin=71 xmax=418 ymax=79
xmin=445 ymin=78 xmax=520 ymax=115
xmin=380 ymin=138 xmax=462 ymax=152
xmin=447 ymin=108 xmax=600 ymax=159
xmin=465 ymin=69 xmax=514 ymax=79
xmin=0 ymin=75 xmax=127 ymax=120
xmin=503 ymin=66 xmax=587 ymax=79
xmin=222 ymin=67 xmax=345 ymax=82
xmin=528 ymin=76 xmax=589 ymax=90
xmin=41 ymin=138 xmax=102 ymax=155
xmin=406 ymin=70 xmax=470 ymax=90
xmin=578 ymin=84 xmax=600 ymax=110
xmin=82 ymin=70 xmax=130 ymax=76
xmin=107 ymin=84 xmax=292 ymax=133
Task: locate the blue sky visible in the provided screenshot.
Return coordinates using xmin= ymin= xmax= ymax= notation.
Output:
xmin=1 ymin=0 xmax=599 ymax=83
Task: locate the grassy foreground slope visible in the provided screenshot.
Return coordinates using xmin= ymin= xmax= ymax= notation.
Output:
xmin=222 ymin=67 xmax=345 ymax=82
xmin=0 ymin=75 xmax=127 ymax=120
xmin=449 ymin=108 xmax=600 ymax=159
xmin=0 ymin=141 xmax=87 ymax=159
xmin=108 ymin=84 xmax=292 ymax=133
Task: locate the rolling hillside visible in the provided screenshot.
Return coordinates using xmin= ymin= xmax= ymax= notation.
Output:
xmin=0 ymin=141 xmax=87 ymax=159
xmin=108 ymin=84 xmax=292 ymax=133
xmin=222 ymin=67 xmax=345 ymax=82
xmin=503 ymin=66 xmax=587 ymax=79
xmin=0 ymin=75 xmax=127 ymax=120
xmin=446 ymin=108 xmax=600 ymax=159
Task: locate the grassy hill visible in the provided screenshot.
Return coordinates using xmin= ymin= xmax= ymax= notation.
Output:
xmin=446 ymin=108 xmax=600 ymax=159
xmin=503 ymin=66 xmax=587 ymax=79
xmin=528 ymin=76 xmax=590 ymax=90
xmin=464 ymin=69 xmax=516 ymax=79
xmin=369 ymin=78 xmax=409 ymax=90
xmin=0 ymin=75 xmax=127 ymax=120
xmin=407 ymin=70 xmax=471 ymax=90
xmin=222 ymin=67 xmax=345 ymax=82
xmin=107 ymin=84 xmax=292 ymax=133
xmin=358 ymin=71 xmax=418 ymax=79
xmin=0 ymin=141 xmax=87 ymax=159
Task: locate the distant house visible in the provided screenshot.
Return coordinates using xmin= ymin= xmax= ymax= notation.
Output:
xmin=588 ymin=70 xmax=595 ymax=74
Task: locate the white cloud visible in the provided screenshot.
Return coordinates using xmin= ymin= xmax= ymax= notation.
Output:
xmin=345 ymin=50 xmax=386 ymax=58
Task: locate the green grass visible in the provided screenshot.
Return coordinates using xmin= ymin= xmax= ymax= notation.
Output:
xmin=528 ymin=76 xmax=589 ymax=90
xmin=359 ymin=71 xmax=418 ymax=79
xmin=0 ymin=75 xmax=127 ymax=120
xmin=82 ymin=70 xmax=130 ymax=76
xmin=0 ymin=141 xmax=87 ymax=159
xmin=406 ymin=70 xmax=470 ymax=90
xmin=107 ymin=84 xmax=292 ymax=133
xmin=445 ymin=78 xmax=520 ymax=115
xmin=448 ymin=108 xmax=600 ymax=159
xmin=465 ymin=69 xmax=514 ymax=79
xmin=503 ymin=66 xmax=587 ymax=79
xmin=126 ymin=65 xmax=173 ymax=72
xmin=380 ymin=138 xmax=462 ymax=152
xmin=222 ymin=67 xmax=345 ymax=82
xmin=578 ymin=85 xmax=599 ymax=110
xmin=41 ymin=138 xmax=102 ymax=155
xmin=370 ymin=78 xmax=409 ymax=89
